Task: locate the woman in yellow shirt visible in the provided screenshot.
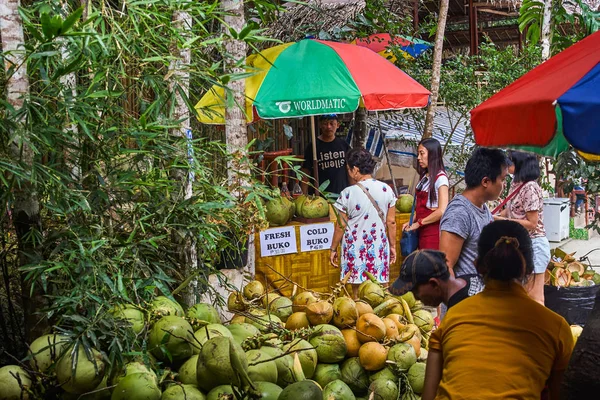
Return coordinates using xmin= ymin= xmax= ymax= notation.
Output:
xmin=422 ymin=220 xmax=574 ymax=400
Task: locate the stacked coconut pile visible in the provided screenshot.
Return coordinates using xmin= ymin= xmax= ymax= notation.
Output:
xmin=0 ymin=276 xmax=433 ymax=400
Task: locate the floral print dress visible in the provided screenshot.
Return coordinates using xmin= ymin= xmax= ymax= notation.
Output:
xmin=334 ymin=179 xmax=397 ymax=284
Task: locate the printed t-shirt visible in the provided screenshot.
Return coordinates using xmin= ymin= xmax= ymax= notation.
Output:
xmin=440 ymin=195 xmax=493 ymax=277
xmin=446 ymin=274 xmax=482 ymax=309
xmin=429 ymin=280 xmax=574 ymax=400
xmin=416 ymin=171 xmax=449 ymax=208
xmin=302 ymin=137 xmax=351 ymax=195
xmin=508 ymin=181 xmax=546 ymax=238
xmin=334 ymin=179 xmax=397 ymax=284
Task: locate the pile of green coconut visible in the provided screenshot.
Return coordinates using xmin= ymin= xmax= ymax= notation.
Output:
xmin=265 ymin=194 xmax=330 ymax=226
xmin=0 ymin=276 xmax=433 ymax=400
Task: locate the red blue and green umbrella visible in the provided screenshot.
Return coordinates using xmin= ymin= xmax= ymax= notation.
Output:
xmin=471 ymin=31 xmax=600 ymax=161
xmin=351 ymin=33 xmax=432 ymax=61
xmin=196 ymin=39 xmax=430 ymax=124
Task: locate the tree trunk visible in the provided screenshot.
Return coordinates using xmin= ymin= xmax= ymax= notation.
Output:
xmin=353 ymin=107 xmax=368 ymax=149
xmin=1 ymin=0 xmax=46 ymax=340
xmin=168 ymin=8 xmax=198 ymax=307
xmin=540 ymin=0 xmax=552 ymax=61
xmin=423 ymin=0 xmax=450 ymax=138
xmin=561 ymin=292 xmax=600 ymax=399
xmin=222 ymin=0 xmax=254 ymax=276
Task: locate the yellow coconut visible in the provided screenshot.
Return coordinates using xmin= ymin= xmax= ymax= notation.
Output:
xmin=355 ymin=313 xmax=386 ymax=343
xmin=399 ymin=324 xmax=421 ymax=342
xmin=355 ymin=301 xmax=374 ymax=316
xmin=386 ymin=314 xmax=406 ymax=332
xmin=292 ymin=291 xmax=319 ymax=313
xmin=407 ymin=334 xmax=421 ymax=358
xmin=286 ymin=312 xmax=311 ymax=330
xmin=262 ymin=293 xmax=281 ymax=308
xmin=230 ymin=314 xmax=246 ymax=324
xmin=341 ymin=329 xmax=362 ymax=358
xmin=305 ymin=301 xmax=333 ymax=326
xmin=382 ymin=318 xmax=400 ymax=341
xmin=243 ymin=280 xmax=265 ymax=300
xmin=332 ymin=297 xmax=359 ymax=328
xmin=358 ymin=342 xmax=389 ymax=371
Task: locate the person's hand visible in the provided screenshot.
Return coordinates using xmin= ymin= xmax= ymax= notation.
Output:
xmin=402 ymin=222 xmax=410 ymax=231
xmin=405 ymin=222 xmax=421 ymax=232
xmin=330 ymin=248 xmax=339 ymax=268
xmin=493 ymin=215 xmax=506 ymax=221
xmin=390 ymin=247 xmax=397 ymax=265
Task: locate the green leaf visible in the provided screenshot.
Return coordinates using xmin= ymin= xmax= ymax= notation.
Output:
xmin=60 ymin=7 xmax=84 ymax=35
xmin=40 ymin=13 xmax=53 ymax=39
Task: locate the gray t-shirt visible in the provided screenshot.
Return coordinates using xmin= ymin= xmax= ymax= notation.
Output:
xmin=440 ymin=194 xmax=493 ymax=277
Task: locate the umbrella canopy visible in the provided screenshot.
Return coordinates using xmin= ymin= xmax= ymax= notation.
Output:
xmin=196 ymin=39 xmax=430 ymax=124
xmin=351 ymin=33 xmax=432 ymax=61
xmin=470 ymin=31 xmax=600 ymax=158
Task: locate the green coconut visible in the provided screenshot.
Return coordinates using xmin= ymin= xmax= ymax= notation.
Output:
xmin=313 ymin=363 xmax=342 ymax=388
xmin=149 ymin=316 xmax=195 ymax=362
xmin=0 ymin=365 xmax=32 ymax=400
xmin=111 ymin=361 xmax=157 ymax=387
xmin=300 ymin=196 xmax=330 ymax=219
xmin=369 ymin=367 xmax=396 ymax=383
xmin=407 ymin=362 xmax=426 ymax=394
xmin=260 ymin=346 xmax=297 ymax=388
xmin=323 ymin=379 xmax=356 ymax=400
xmin=281 ymin=196 xmax=295 ymax=222
xmin=359 ymin=282 xmax=386 ymax=308
xmin=227 ymin=291 xmax=248 ymax=313
xmin=161 ymin=384 xmax=205 ymax=400
xmin=78 ymin=376 xmax=110 ymax=400
xmin=368 ymin=378 xmax=399 ymax=400
xmin=227 ymin=322 xmax=261 ymax=346
xmin=417 ymin=348 xmax=428 ymax=363
xmin=178 ymin=355 xmax=199 ymax=385
xmin=150 ymin=296 xmax=184 ymax=318
xmin=401 ymin=292 xmax=417 ymax=309
xmin=282 ymin=339 xmax=318 ymax=379
xmin=192 ymin=324 xmax=234 ymax=353
xmin=309 ymin=324 xmax=347 ymax=363
xmin=292 ymin=291 xmax=319 ymax=313
xmin=266 ymin=197 xmax=291 ymax=226
xmin=56 ymin=346 xmax=106 ymax=394
xmin=396 ymin=194 xmax=414 ymax=213
xmin=253 ymin=381 xmax=283 ymax=400
xmin=196 ymin=337 xmax=248 ymax=392
xmin=110 ymin=306 xmax=146 ymax=334
xmin=206 ymin=385 xmax=233 ymax=400
xmin=246 ymin=349 xmax=278 ymax=384
xmin=387 ymin=343 xmax=417 ymax=372
xmin=332 ymin=297 xmax=359 ymax=328
xmin=247 ymin=313 xmax=283 ymax=333
xmin=243 ymin=280 xmax=265 ymax=300
xmin=277 ymin=380 xmax=322 ymax=400
xmin=269 ymin=296 xmax=293 ymax=322
xmin=294 ymin=195 xmax=308 ymax=217
xmin=28 ymin=333 xmax=70 ymax=373
xmin=111 ymin=372 xmax=161 ymax=400
xmin=186 ymin=303 xmax=221 ymax=327
xmin=340 ymin=357 xmax=369 ymax=396
xmin=412 ymin=310 xmax=434 ymax=333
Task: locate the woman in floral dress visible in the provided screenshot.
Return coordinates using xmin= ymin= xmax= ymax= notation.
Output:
xmin=330 ymin=148 xmax=397 ymax=298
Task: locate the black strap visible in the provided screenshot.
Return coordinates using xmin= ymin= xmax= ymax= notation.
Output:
xmin=356 ymin=182 xmax=385 ymax=225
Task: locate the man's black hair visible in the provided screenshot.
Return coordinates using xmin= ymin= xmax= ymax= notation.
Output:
xmin=464 ymin=148 xmax=508 ymax=189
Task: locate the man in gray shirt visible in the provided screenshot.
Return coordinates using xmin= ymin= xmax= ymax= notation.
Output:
xmin=440 ymin=148 xmax=509 ymax=294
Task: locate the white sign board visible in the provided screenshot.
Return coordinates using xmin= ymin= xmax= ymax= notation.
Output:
xmin=299 ymin=222 xmax=334 ymax=252
xmin=259 ymin=226 xmax=298 ymax=257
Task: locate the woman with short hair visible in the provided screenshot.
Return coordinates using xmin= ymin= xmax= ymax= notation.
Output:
xmin=329 ymin=148 xmax=397 ymax=298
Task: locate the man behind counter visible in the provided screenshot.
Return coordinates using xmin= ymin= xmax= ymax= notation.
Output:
xmin=301 ymin=114 xmax=351 ymax=195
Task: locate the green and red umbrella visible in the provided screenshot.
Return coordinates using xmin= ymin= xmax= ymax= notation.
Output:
xmin=196 ymin=39 xmax=430 ymax=124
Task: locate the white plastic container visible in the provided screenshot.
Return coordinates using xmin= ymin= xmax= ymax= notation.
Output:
xmin=543 ymin=198 xmax=570 ymax=242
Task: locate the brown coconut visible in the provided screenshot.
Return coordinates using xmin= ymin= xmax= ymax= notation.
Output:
xmin=332 ymin=297 xmax=359 ymax=328
xmin=227 ymin=291 xmax=247 ymax=312
xmin=292 ymin=291 xmax=319 ymax=313
xmin=356 ymin=313 xmax=386 ymax=343
xmin=341 ymin=329 xmax=362 ymax=357
xmin=382 ymin=317 xmax=401 ymax=341
xmin=355 ymin=300 xmax=374 ymax=316
xmin=305 ymin=301 xmax=333 ymax=326
xmin=286 ymin=312 xmax=311 ymax=330
xmin=386 ymin=314 xmax=406 ymax=332
xmin=358 ymin=342 xmax=389 ymax=371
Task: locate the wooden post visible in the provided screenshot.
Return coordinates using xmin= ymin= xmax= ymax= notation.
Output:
xmin=469 ymin=0 xmax=479 ymax=56
xmin=413 ymin=0 xmax=419 ymax=32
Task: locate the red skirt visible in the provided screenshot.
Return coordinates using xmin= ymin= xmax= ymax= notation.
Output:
xmin=418 ymin=222 xmax=440 ymax=250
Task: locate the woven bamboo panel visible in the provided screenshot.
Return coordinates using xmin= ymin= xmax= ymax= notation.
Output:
xmin=255 ymin=214 xmax=411 ymax=297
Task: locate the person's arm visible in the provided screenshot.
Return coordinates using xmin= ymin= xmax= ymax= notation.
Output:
xmin=422 ymin=349 xmax=443 ymax=400
xmin=548 ymin=369 xmax=565 ymax=400
xmin=386 ymin=206 xmax=397 ymax=265
xmin=499 ymin=210 xmax=538 ymax=231
xmin=329 ymin=211 xmax=348 ymax=267
xmin=439 ymin=231 xmax=465 ymax=277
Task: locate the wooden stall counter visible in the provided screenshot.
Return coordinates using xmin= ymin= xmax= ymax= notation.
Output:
xmin=255 ymin=213 xmax=410 ymax=297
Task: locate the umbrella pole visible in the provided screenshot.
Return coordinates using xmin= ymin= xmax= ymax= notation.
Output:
xmin=376 ymin=111 xmax=399 ymax=197
xmin=311 ymin=116 xmax=319 ymax=197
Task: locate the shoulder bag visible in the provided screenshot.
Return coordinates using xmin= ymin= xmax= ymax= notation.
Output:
xmin=400 ymin=194 xmax=419 ymax=257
